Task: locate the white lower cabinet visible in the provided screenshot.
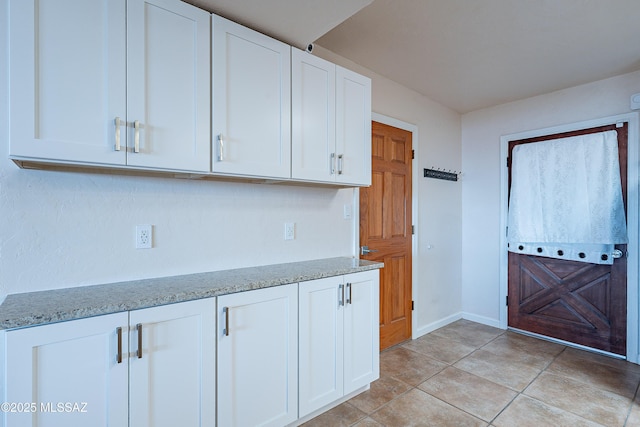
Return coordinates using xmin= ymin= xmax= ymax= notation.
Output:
xmin=1 ymin=271 xmax=379 ymax=427
xmin=298 ymin=270 xmax=380 ymax=418
xmin=129 ymin=299 xmax=216 ymax=427
xmin=2 ymin=312 xmax=129 ymax=427
xmin=1 ymin=298 xmax=215 ymax=427
xmin=217 ymin=284 xmax=298 ymax=426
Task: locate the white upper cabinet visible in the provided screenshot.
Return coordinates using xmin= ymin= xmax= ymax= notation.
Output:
xmin=336 ymin=67 xmax=372 ymax=186
xmin=291 ymin=48 xmax=336 ymax=182
xmin=212 ymin=15 xmax=291 ymax=179
xmin=126 ymin=0 xmax=211 ymax=172
xmin=8 ymin=1 xmax=369 ymax=185
xmin=9 ymin=0 xmax=127 ymax=165
xmin=9 ymin=0 xmax=210 ymax=173
xmin=291 ymin=48 xmax=372 ymax=186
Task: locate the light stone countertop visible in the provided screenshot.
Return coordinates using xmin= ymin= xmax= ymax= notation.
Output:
xmin=0 ymin=257 xmax=383 ymax=330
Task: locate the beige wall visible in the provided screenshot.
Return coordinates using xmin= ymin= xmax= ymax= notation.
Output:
xmin=461 ymin=70 xmax=640 ymax=325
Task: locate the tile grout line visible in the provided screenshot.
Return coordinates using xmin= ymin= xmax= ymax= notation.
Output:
xmin=486 ymin=345 xmax=569 ymax=426
xmin=380 ymin=331 xmax=508 ymax=426
xmin=344 ymin=322 xmax=640 ymax=427
xmin=622 ymin=376 xmax=640 ymax=427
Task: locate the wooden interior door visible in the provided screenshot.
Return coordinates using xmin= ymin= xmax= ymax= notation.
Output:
xmin=508 ymin=123 xmax=628 ymax=355
xmin=360 ymin=121 xmax=412 ymax=350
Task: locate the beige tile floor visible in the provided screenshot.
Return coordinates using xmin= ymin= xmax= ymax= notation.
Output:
xmin=304 ymin=319 xmax=640 ymax=427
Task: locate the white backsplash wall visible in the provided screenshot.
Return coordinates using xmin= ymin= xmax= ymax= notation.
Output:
xmin=0 ymin=160 xmax=355 ymax=296
xmin=0 ymin=3 xmax=354 ymax=298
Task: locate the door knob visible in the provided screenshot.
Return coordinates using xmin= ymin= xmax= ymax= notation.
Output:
xmin=360 ymin=246 xmax=379 ymax=256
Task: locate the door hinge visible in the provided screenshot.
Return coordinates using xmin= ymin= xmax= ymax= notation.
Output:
xmin=506 ymin=295 xmax=509 ymax=306
xmin=411 ymin=300 xmax=415 ymax=311
xmin=412 ymin=225 xmax=415 ymax=235
xmin=412 ymin=150 xmax=415 ymax=160
xmin=506 ymin=156 xmax=510 ymax=168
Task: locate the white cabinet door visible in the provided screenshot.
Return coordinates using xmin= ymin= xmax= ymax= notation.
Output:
xmin=217 ymin=284 xmax=298 ymax=427
xmin=129 ymin=298 xmax=215 ymax=427
xmin=336 ymin=67 xmax=372 ymax=186
xmin=344 ymin=270 xmax=380 ymax=394
xmin=2 ymin=313 xmax=129 ymax=427
xmin=126 ymin=0 xmax=210 ymax=172
xmin=298 ymin=276 xmax=344 ymax=417
xmin=9 ymin=0 xmax=127 ymax=165
xmin=212 ymin=15 xmax=291 ymax=179
xmin=291 ymin=48 xmax=336 ymax=183
xmin=9 ymin=0 xmax=209 ymax=173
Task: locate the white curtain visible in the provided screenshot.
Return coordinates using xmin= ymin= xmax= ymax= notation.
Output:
xmin=507 ymin=130 xmax=627 ymax=264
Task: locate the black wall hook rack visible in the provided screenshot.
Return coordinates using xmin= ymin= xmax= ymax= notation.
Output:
xmin=423 ymin=167 xmax=460 ymax=182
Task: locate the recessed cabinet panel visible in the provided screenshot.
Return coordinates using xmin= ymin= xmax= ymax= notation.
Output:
xmin=9 ymin=0 xmax=127 ymax=165
xmin=9 ymin=0 xmax=210 ymax=173
xmin=291 ymin=48 xmax=336 ymax=182
xmin=213 ymin=15 xmax=291 ymax=178
xmin=217 ymin=284 xmax=298 ymax=426
xmin=9 ymin=2 xmax=370 ymax=185
xmin=336 ymin=67 xmax=372 ymax=186
xmin=129 ymin=298 xmax=215 ymax=427
xmin=344 ymin=270 xmax=380 ymax=394
xmin=298 ymin=277 xmax=344 ymax=416
xmin=2 ymin=298 xmax=215 ymax=427
xmin=299 ymin=270 xmax=380 ymax=417
xmin=3 ymin=313 xmax=129 ymax=427
xmin=126 ymin=0 xmax=211 ymax=172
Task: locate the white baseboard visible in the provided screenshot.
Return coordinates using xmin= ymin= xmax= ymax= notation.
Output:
xmin=413 ymin=312 xmax=462 ymax=339
xmin=291 ymin=385 xmax=370 ymax=426
xmin=461 ymin=312 xmax=502 ymax=329
xmin=412 ymin=312 xmax=504 ymax=340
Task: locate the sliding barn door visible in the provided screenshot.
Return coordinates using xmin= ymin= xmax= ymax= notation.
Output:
xmin=507 ymin=123 xmax=628 ymax=355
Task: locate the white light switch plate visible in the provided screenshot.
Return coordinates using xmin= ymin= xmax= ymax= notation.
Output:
xmin=343 ymin=204 xmax=352 ymax=220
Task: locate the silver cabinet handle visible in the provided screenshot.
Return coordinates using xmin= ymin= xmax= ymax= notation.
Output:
xmin=346 ymin=283 xmax=352 ymax=305
xmin=218 ymin=134 xmax=224 ymax=161
xmin=330 ymin=153 xmax=336 ymax=175
xmin=337 ymin=154 xmax=344 ymax=175
xmin=223 ymin=307 xmax=230 ymax=336
xmin=114 ymin=117 xmax=121 ymax=151
xmin=116 ymin=327 xmax=123 ymax=364
xmin=136 ymin=323 xmax=143 ymax=359
xmin=134 ymin=120 xmax=140 ymax=153
xmin=339 ymin=284 xmax=345 ymax=306
xmin=360 ymin=246 xmax=379 ymax=256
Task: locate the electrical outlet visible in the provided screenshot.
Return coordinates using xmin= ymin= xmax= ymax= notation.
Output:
xmin=284 ymin=222 xmax=295 ymax=240
xmin=136 ymin=225 xmax=152 ymax=249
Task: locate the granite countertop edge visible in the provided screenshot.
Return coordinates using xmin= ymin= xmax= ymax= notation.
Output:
xmin=0 ymin=257 xmax=384 ymax=330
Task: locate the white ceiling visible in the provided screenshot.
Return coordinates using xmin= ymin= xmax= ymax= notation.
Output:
xmin=182 ymin=0 xmax=373 ymax=49
xmin=185 ymin=0 xmax=640 ymax=114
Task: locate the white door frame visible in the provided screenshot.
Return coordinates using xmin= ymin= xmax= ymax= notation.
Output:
xmin=353 ymin=113 xmax=419 ymax=338
xmin=499 ymin=112 xmax=639 ymax=363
